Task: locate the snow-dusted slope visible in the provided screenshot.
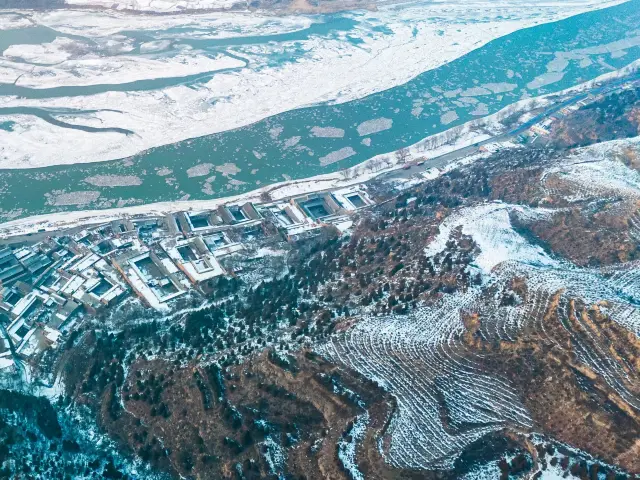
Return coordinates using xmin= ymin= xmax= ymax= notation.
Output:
xmin=319 ymin=138 xmax=640 ymax=470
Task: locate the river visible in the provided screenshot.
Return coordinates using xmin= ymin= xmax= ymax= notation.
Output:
xmin=1 ymin=0 xmax=640 ymax=221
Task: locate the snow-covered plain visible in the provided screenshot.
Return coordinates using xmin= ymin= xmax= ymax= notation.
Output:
xmin=65 ymin=0 xmax=245 ymax=11
xmin=0 ymin=0 xmax=628 ymax=169
xmin=0 ymin=48 xmax=244 ymax=88
xmin=22 ymin=8 xmax=313 ymax=37
xmin=55 ymin=0 xmax=628 ymax=14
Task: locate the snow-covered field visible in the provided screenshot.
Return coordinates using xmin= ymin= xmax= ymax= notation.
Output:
xmin=0 ymin=0 xmax=627 ymax=169
xmin=65 ymin=0 xmax=245 ymax=11
xmin=0 ymin=48 xmax=244 ymax=88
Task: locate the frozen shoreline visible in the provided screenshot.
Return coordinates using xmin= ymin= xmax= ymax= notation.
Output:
xmin=56 ymin=0 xmax=628 ymax=14
xmin=3 ymin=55 xmax=638 ymax=238
xmin=0 ymin=125 xmax=484 ymax=237
xmin=0 ymin=50 xmax=245 ymax=89
xmin=0 ymin=0 xmax=628 ymax=169
xmin=0 ymin=81 xmax=580 ymax=238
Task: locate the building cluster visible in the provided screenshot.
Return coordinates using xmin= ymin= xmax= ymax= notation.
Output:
xmin=517 ymin=100 xmax=586 ymax=144
xmin=0 ymin=185 xmax=373 ymax=370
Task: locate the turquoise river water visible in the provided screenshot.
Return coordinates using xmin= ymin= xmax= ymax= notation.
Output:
xmin=1 ymin=1 xmax=640 ymax=221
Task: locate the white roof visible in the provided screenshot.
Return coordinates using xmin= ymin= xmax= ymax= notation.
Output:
xmin=101 ymin=286 xmax=125 ymax=304
xmin=181 ymin=256 xmax=224 ymax=283
xmin=11 ymin=292 xmax=38 ymax=319
xmin=60 ymin=275 xmax=85 ymax=295
xmin=43 ymin=326 xmax=62 ymax=346
xmin=331 ymin=186 xmax=371 ymax=211
xmin=160 ymin=258 xmax=179 ymax=274
xmin=0 ymin=356 xmax=14 ymax=370
xmin=13 ymin=247 xmax=33 ymax=260
xmin=122 ymin=265 xmax=183 ymax=311
xmin=16 ymin=328 xmax=38 ymax=357
xmin=71 ymin=253 xmax=101 ymax=273
xmin=161 ymin=237 xmax=225 ymax=282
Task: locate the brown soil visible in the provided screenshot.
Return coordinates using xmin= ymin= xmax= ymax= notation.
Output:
xmin=462 ymin=288 xmax=640 ymax=474
xmin=513 ymin=204 xmax=640 ymax=267
xmin=95 ymin=349 xmax=396 ymax=479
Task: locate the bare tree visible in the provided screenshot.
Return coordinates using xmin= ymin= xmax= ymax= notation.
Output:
xmin=260 ymin=191 xmax=273 ymax=203
xmin=396 ymin=147 xmax=411 ymax=164
xmin=338 ymin=168 xmax=351 ymax=180
xmin=368 ymin=158 xmax=384 ymax=173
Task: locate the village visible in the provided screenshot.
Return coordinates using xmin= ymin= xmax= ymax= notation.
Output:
xmin=0 ymin=184 xmax=374 ymax=371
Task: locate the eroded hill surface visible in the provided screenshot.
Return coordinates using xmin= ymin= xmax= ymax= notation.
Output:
xmin=319 ymin=138 xmax=640 ymax=478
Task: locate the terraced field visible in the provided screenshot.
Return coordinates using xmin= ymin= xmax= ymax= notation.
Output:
xmin=319 ymin=137 xmax=640 ymax=476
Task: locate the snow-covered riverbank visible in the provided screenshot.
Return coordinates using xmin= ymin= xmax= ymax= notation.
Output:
xmin=0 ymin=85 xmax=552 ymax=238
xmin=2 ymin=54 xmax=638 ymax=233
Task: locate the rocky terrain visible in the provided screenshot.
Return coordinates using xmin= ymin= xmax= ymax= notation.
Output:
xmin=550 ymin=87 xmax=640 ymax=149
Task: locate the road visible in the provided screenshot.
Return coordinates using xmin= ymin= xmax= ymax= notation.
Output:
xmin=0 ymin=224 xmax=91 ymax=247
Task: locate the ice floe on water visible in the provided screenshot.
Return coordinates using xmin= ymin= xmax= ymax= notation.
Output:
xmin=319 ymin=146 xmax=356 ymax=166
xmin=356 ymin=117 xmax=393 ymax=136
xmin=527 ymin=71 xmax=566 ymax=90
xmin=310 ymin=126 xmax=345 ymax=138
xmin=283 ymin=136 xmax=301 ymax=148
xmin=84 ymin=174 xmax=143 ymax=187
xmin=139 ymin=40 xmax=173 ymax=53
xmin=3 ymin=37 xmax=80 ymax=65
xmin=470 ymin=103 xmax=489 ymax=116
xmin=186 ymin=163 xmax=215 ymax=177
xmin=44 ymin=190 xmax=101 ymax=206
xmin=215 ymin=162 xmax=241 ymax=176
xmin=0 ymin=13 xmax=33 ymax=30
xmin=481 ymin=82 xmax=518 ymax=94
xmin=440 ymin=111 xmax=459 ymax=125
